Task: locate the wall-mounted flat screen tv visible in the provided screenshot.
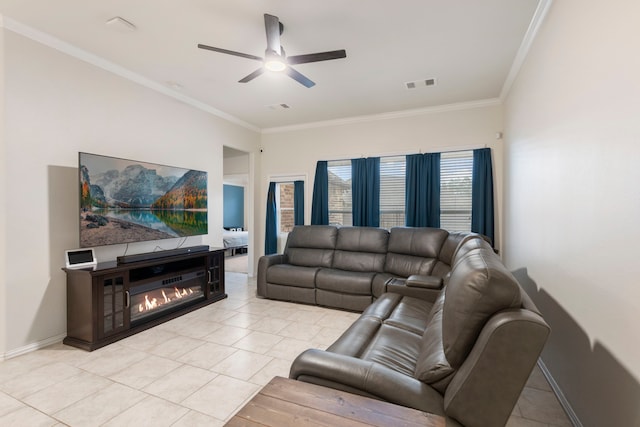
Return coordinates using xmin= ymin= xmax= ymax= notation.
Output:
xmin=79 ymin=152 xmax=208 ymax=248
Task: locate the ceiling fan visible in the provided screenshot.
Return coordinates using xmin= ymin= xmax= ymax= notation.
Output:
xmin=197 ymin=13 xmax=346 ymax=88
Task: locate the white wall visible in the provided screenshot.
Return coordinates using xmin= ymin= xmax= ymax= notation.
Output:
xmin=503 ymin=0 xmax=640 ymax=424
xmin=0 ymin=24 xmax=7 ymax=357
xmin=0 ymin=29 xmax=259 ymax=356
xmin=224 ymin=154 xmax=250 ymax=176
xmin=258 ymin=102 xmax=504 ymax=273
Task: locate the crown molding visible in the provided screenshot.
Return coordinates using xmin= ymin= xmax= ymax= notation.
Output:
xmin=261 ymin=98 xmax=502 ymax=135
xmin=1 ymin=1 xmax=549 ymax=136
xmin=0 ymin=16 xmax=261 ymax=133
xmin=500 ymin=0 xmax=553 ymax=100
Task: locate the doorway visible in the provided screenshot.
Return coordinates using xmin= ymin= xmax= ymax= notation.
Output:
xmin=223 ymin=146 xmax=251 ymax=274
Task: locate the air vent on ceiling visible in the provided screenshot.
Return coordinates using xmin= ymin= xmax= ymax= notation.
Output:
xmin=266 ymin=103 xmax=291 ymax=110
xmin=405 ymin=78 xmax=436 ymax=89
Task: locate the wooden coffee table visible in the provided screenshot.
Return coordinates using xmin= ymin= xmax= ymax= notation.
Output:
xmin=225 ymin=376 xmax=446 ymax=427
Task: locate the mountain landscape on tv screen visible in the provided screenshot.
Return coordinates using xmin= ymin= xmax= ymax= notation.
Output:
xmin=79 ymin=156 xmax=208 ymax=247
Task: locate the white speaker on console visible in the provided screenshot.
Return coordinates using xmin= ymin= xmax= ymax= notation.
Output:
xmin=65 ymin=248 xmax=97 ymax=269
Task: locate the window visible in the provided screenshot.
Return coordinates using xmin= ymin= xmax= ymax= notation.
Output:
xmin=326 ymin=151 xmax=474 ymax=232
xmin=440 ymin=150 xmax=473 ymax=232
xmin=379 ymin=156 xmax=406 ymax=228
xmin=327 ymin=160 xmax=352 ymax=226
xmin=277 ymin=182 xmax=295 ymax=233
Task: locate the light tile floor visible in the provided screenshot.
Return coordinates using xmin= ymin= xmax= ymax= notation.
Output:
xmin=0 ymin=272 xmax=572 ymax=426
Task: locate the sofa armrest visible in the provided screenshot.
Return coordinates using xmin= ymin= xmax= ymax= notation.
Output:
xmin=444 ymin=309 xmax=550 ymax=427
xmin=406 ymin=275 xmax=443 ymax=289
xmin=385 ymin=277 xmax=441 ymax=303
xmin=257 ymin=254 xmax=287 ymax=297
xmin=289 ymin=348 xmax=446 ymax=416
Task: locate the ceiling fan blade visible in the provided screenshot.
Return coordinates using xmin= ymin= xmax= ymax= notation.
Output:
xmin=264 ymin=14 xmax=282 ymax=55
xmin=239 ymin=68 xmax=265 ymax=83
xmin=287 ymin=50 xmax=347 ymax=65
xmin=197 ymin=44 xmax=263 ymax=61
xmin=286 ymin=67 xmax=315 ymax=88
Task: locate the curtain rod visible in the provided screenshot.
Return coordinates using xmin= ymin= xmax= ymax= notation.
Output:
xmin=320 ymin=145 xmax=489 ymax=163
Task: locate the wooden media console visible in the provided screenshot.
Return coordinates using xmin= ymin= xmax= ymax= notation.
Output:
xmin=63 ymin=248 xmax=226 ymax=351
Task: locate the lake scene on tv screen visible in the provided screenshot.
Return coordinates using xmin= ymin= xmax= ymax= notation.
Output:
xmin=79 ymin=153 xmax=208 ymax=247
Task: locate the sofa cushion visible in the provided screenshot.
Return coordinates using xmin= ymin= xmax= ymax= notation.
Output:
xmin=266 ymin=264 xmax=319 ymax=288
xmin=430 ymin=261 xmax=451 ymax=279
xmin=384 ymin=227 xmax=448 ymax=277
xmin=316 ymin=269 xmax=375 ymax=295
xmin=387 ymin=227 xmax=448 ymax=258
xmin=285 ymin=225 xmax=337 ymax=268
xmin=332 ymin=227 xmax=388 ymax=272
xmin=287 ymin=248 xmax=335 ymax=268
xmin=383 ymin=295 xmax=433 ymax=335
xmin=443 ymin=247 xmax=522 ymax=368
xmin=414 ymin=292 xmax=454 ymax=392
xmin=286 ymin=225 xmax=338 ymax=250
xmin=333 ymin=250 xmax=387 ymax=272
xmin=333 ymin=250 xmax=386 ymax=273
xmin=327 ymin=315 xmax=383 ymax=357
xmin=335 ymin=227 xmax=389 ymax=253
xmin=438 ymin=232 xmax=477 ymax=265
xmin=384 ymin=253 xmax=436 ymax=278
xmin=361 ymin=324 xmax=422 ymax=377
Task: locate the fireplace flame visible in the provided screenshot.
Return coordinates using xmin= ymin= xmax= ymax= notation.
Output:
xmin=145 ymin=294 xmax=158 ymax=310
xmin=134 ymin=286 xmax=202 ymax=316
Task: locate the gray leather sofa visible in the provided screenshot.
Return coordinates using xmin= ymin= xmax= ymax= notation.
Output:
xmin=257 ymin=225 xmax=476 ymax=310
xmin=289 ymin=236 xmax=550 ymax=427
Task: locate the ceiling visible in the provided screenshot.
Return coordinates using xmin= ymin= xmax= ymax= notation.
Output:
xmin=0 ymin=0 xmax=542 ymax=131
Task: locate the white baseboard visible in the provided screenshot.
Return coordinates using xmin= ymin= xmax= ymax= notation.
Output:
xmin=0 ymin=333 xmax=66 ymax=361
xmin=537 ymin=358 xmax=583 ymax=427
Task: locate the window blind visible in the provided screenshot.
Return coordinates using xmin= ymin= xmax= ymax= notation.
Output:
xmin=440 ymin=151 xmax=473 ymax=232
xmin=379 ymin=156 xmax=406 ymax=228
xmin=327 ymin=160 xmax=352 ymax=226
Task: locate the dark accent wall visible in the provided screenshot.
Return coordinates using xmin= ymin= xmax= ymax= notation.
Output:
xmin=223 ymin=184 xmax=244 ymax=229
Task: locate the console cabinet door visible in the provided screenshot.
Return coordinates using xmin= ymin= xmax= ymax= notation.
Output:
xmin=98 ymin=273 xmax=130 ymax=339
xmin=207 ymin=252 xmax=225 ymax=298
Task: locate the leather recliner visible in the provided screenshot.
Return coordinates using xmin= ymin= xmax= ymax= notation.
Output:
xmin=289 ymin=237 xmax=550 ymax=427
xmin=257 ymin=225 xmax=478 ymax=310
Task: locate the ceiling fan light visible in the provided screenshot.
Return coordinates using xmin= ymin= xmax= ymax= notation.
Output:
xmin=264 ymin=59 xmax=287 ymax=72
